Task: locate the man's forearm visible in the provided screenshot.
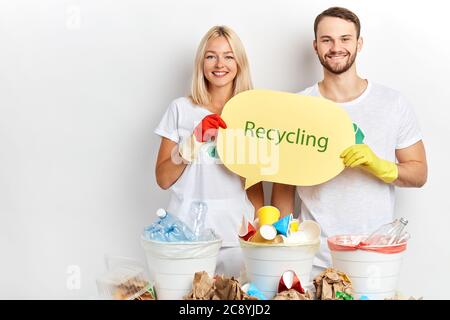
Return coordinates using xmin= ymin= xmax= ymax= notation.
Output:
xmin=394 ymin=161 xmax=428 ymax=188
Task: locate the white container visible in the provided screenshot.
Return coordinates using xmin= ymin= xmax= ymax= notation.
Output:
xmin=240 ymin=238 xmax=320 ymax=299
xmin=329 ymin=236 xmax=406 ymax=300
xmin=141 ymin=237 xmax=222 ymax=300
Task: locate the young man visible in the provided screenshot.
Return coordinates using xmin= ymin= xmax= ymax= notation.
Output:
xmin=272 ymin=7 xmax=428 ymax=274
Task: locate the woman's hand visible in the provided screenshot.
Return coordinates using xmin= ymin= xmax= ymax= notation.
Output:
xmin=179 ymin=114 xmax=227 ymax=163
xmin=193 ymin=114 xmax=227 ymax=142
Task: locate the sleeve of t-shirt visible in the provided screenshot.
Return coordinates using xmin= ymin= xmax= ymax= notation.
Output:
xmin=154 ymin=100 xmax=180 ymax=143
xmin=396 ymin=94 xmax=423 ymax=149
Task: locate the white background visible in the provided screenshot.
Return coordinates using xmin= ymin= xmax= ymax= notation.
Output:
xmin=0 ymin=0 xmax=449 ymax=299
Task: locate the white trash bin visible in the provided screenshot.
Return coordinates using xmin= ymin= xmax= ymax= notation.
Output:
xmin=328 ymin=235 xmax=407 ymax=300
xmin=141 ymin=237 xmax=222 ymax=300
xmin=240 ymin=238 xmax=320 ymax=299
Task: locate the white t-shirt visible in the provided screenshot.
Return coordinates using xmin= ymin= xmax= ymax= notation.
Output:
xmin=154 ymin=97 xmax=254 ymax=247
xmin=297 ymin=81 xmax=422 ymax=268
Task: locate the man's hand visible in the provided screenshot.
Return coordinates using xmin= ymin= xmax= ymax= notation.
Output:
xmin=340 ymin=144 xmax=398 ymax=183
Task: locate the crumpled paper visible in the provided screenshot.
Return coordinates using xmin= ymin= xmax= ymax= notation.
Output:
xmin=313 ymin=268 xmax=353 ymax=300
xmin=384 ymin=293 xmax=423 ymax=300
xmin=184 ymin=271 xmax=257 ymax=300
xmin=184 ymin=271 xmax=216 ymax=300
xmin=273 ymin=289 xmax=312 ymax=300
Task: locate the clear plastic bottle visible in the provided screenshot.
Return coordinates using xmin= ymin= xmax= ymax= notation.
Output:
xmin=143 ymin=208 xmax=195 ymax=242
xmin=187 ymin=202 xmax=207 ymax=237
xmin=143 ymin=223 xmax=166 ymax=241
xmin=186 ymin=202 xmax=216 ymax=241
xmin=155 ymin=208 xmax=178 ymax=228
xmin=362 ymin=217 xmax=409 ymax=246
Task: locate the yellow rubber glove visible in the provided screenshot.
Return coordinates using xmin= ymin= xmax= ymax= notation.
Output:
xmin=340 ymin=144 xmax=398 ymax=183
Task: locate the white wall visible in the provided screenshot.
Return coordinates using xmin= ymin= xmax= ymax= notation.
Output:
xmin=0 ymin=0 xmax=448 ymax=299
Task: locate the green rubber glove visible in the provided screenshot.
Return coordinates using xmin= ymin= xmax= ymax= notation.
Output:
xmin=340 ymin=144 xmax=398 ymax=183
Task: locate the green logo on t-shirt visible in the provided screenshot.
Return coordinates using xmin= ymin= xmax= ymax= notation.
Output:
xmin=353 ymin=123 xmax=365 ymax=144
xmin=207 ymin=145 xmax=219 ymax=159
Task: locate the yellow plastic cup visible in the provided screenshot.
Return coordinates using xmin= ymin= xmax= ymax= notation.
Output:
xmin=290 ymin=219 xmax=299 ymax=233
xmin=257 ymin=206 xmax=281 ymax=226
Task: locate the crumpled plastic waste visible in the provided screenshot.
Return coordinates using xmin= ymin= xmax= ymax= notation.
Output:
xmin=143 ymin=208 xmax=217 ymax=242
xmin=336 ymin=291 xmax=354 ymax=300
xmin=238 ymin=209 xmax=321 ymax=245
xmin=96 ymin=260 xmax=156 ymax=300
xmin=241 ymin=283 xmax=267 ymax=300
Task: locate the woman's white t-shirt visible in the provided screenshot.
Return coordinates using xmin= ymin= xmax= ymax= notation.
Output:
xmin=154 ymin=97 xmax=255 ymax=247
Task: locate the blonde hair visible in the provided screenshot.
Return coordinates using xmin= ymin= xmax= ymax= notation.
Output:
xmin=190 ymin=26 xmax=253 ymax=107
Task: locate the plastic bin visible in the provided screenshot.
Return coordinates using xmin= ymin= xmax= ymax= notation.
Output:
xmin=239 ymin=238 xmax=320 ymax=299
xmin=328 ymin=235 xmax=406 ymax=300
xmin=141 ymin=237 xmax=222 ymax=300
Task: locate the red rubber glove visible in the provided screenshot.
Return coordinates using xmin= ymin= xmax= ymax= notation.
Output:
xmin=193 ymin=114 xmax=227 ymax=142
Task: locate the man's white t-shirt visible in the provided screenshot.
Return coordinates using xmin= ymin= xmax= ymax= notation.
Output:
xmin=154 ymin=97 xmax=254 ymax=247
xmin=297 ymin=81 xmax=422 ymax=268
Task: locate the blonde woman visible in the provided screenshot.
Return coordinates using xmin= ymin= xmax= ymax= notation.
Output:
xmin=155 ymin=26 xmax=264 ymax=277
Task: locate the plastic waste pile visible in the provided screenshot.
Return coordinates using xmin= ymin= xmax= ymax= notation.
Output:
xmin=143 ymin=202 xmax=217 ymax=242
xmin=238 ymin=206 xmax=320 ymax=245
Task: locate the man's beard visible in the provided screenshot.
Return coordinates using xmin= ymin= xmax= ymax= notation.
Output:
xmin=318 ymin=49 xmax=357 ymax=75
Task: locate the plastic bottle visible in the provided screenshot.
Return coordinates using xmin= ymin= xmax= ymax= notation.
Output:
xmin=187 ymin=202 xmax=207 ymax=237
xmin=157 ymin=208 xmax=195 ymax=241
xmin=154 ymin=208 xmax=173 ymax=225
xmin=186 ymin=202 xmax=216 ymax=241
xmin=362 ymin=217 xmax=409 ymax=246
xmin=143 ymin=208 xmax=195 ymax=242
xmin=143 ymin=223 xmax=166 ymax=241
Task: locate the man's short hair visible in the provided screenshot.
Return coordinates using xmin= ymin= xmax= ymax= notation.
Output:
xmin=314 ymin=7 xmax=361 ymax=39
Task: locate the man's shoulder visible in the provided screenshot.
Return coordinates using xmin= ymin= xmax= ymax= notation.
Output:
xmin=297 ymin=83 xmax=319 ymax=96
xmin=369 ymin=82 xmax=403 ymax=101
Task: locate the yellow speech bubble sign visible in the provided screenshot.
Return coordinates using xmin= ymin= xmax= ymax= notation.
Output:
xmin=216 ymin=90 xmax=355 ymax=189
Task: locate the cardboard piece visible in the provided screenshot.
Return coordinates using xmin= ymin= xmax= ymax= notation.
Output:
xmin=184 ymin=271 xmax=215 ymax=300
xmin=184 ymin=271 xmax=257 ymax=300
xmin=313 ymin=268 xmax=353 ymax=300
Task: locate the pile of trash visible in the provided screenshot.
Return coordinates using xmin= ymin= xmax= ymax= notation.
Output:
xmin=184 ymin=270 xmax=312 ymax=301
xmin=313 ymin=268 xmax=354 ymax=300
xmin=184 ymin=271 xmax=256 ymax=300
xmin=239 ymin=206 xmax=320 ymax=245
xmin=143 ymin=203 xmax=217 ymax=242
xmin=96 ymin=256 xmax=156 ymax=300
